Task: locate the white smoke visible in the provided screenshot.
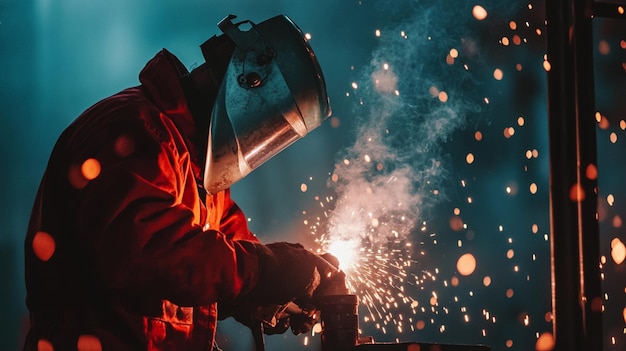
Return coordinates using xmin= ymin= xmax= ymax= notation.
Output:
xmin=325 ymin=2 xmax=487 ymax=247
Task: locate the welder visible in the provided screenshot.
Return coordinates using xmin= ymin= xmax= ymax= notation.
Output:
xmin=23 ymin=14 xmax=338 ymax=351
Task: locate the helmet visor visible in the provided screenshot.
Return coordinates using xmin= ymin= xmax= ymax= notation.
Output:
xmin=203 ymin=14 xmax=331 ymax=194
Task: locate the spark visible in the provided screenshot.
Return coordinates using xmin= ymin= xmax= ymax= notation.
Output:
xmin=289 ymin=1 xmax=563 ymax=348
xmin=327 ymin=239 xmax=361 ymax=271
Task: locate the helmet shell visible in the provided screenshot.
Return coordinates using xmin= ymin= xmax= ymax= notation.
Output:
xmin=203 ymin=14 xmax=331 ymax=194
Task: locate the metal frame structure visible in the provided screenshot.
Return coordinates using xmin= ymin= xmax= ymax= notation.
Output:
xmin=545 ymin=0 xmax=625 ymax=350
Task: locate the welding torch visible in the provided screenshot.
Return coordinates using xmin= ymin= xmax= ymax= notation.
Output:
xmin=249 ymin=267 xmax=357 ymax=351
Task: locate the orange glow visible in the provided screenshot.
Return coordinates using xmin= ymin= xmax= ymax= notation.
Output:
xmin=544 ymin=312 xmax=553 ymax=322
xmin=505 ymin=183 xmax=518 ymax=195
xmin=446 ymin=54 xmax=455 ymax=65
xmin=429 ymin=86 xmax=440 ymax=97
xmin=438 ymin=91 xmax=449 ymax=103
xmin=610 ymin=238 xmax=626 ymax=264
xmin=451 ymin=276 xmax=459 ymax=286
xmin=327 ymin=239 xmax=360 ymax=271
xmin=535 ymin=332 xmax=555 ymax=351
xmin=612 ymin=215 xmax=622 ymax=228
xmin=612 ymin=237 xmax=622 ymax=248
xmin=457 ymin=253 xmax=477 ymax=276
xmin=312 ymin=322 xmax=323 ymax=334
xmin=77 ymin=335 xmax=102 ymax=351
xmin=506 ymin=249 xmax=515 ymax=259
xmin=543 ymin=60 xmax=551 ymax=72
xmin=504 ymin=127 xmax=515 ymax=138
xmin=493 ymin=68 xmax=504 ymax=80
xmin=596 ymin=113 xmax=610 ymax=129
xmin=33 ymin=231 xmax=56 ymax=262
xmin=37 ymin=339 xmax=54 ymax=351
xmin=483 ymin=276 xmax=492 ymax=286
xmin=407 ymin=344 xmax=421 ymax=351
xmin=598 ymin=40 xmax=610 ymax=55
xmin=517 ymin=117 xmax=525 ymax=126
xmin=569 ymin=183 xmax=585 ymax=202
xmin=529 ymin=183 xmax=538 ymax=194
xmin=518 ymin=313 xmax=529 ymax=326
xmin=330 ymin=116 xmax=341 ymax=128
xmin=114 ymin=135 xmax=135 ymax=158
xmin=622 ymin=307 xmax=626 ymax=323
xmin=474 ymin=131 xmax=483 ymax=141
xmin=509 ymin=21 xmax=517 ymax=30
xmin=449 ymin=216 xmax=464 ymax=231
xmin=68 ymin=164 xmax=89 ymax=189
xmin=449 ymin=48 xmax=459 ymax=58
xmin=512 ymin=35 xmax=521 ymax=45
xmin=525 ymin=150 xmax=532 ymax=159
xmin=506 ymin=289 xmax=514 ymax=298
xmin=416 ymin=320 xmax=426 ymax=330
xmin=585 ymin=164 xmax=597 ymax=180
xmin=472 ymin=5 xmax=488 ymax=20
xmin=466 ymin=153 xmax=475 ymax=164
xmin=506 ymin=339 xmax=513 ymax=348
xmin=300 ymin=183 xmax=308 ymax=192
xmin=81 ymin=158 xmax=101 ymax=181
xmin=590 ymin=296 xmax=603 ymax=312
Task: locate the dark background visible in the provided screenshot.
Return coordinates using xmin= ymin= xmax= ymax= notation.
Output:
xmin=2 ymin=0 xmax=625 ymax=350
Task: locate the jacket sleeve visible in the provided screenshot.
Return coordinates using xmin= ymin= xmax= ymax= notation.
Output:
xmin=72 ymin=108 xmax=260 ymax=308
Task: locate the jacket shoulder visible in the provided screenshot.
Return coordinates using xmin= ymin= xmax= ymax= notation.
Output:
xmin=58 ymin=87 xmax=168 ymax=158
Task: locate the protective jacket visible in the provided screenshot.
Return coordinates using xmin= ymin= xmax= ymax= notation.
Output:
xmin=24 ymin=49 xmax=260 ymax=351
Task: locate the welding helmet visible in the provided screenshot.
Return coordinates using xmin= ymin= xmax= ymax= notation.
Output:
xmin=202 ymin=14 xmax=331 ymax=194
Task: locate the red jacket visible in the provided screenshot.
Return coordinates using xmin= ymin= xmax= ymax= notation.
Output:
xmin=24 ymin=49 xmax=260 ymax=351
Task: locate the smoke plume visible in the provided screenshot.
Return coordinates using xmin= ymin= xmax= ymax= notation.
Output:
xmin=325 ymin=1 xmax=490 ymax=247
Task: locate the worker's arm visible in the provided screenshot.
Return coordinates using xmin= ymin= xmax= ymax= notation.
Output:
xmin=74 ymin=112 xmax=259 ymax=308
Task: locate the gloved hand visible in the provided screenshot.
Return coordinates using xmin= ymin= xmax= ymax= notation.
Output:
xmin=249 ymin=242 xmax=341 ymax=306
xmin=218 ymin=301 xmax=316 ymax=335
xmin=219 ymin=242 xmax=342 ymax=335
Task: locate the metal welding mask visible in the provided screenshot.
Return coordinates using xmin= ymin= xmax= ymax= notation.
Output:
xmin=203 ymin=14 xmax=331 ymax=194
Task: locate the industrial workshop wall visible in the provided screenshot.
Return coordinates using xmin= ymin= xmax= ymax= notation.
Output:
xmin=594 ymin=9 xmax=626 ymax=351
xmin=1 ymin=0 xmax=625 ymax=350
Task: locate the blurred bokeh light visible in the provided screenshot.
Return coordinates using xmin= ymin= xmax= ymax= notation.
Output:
xmin=2 ymin=0 xmax=625 ymax=350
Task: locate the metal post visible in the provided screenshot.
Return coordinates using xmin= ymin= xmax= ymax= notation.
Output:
xmin=545 ymin=0 xmax=604 ymax=350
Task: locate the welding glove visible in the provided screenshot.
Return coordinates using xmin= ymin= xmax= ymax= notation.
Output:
xmin=220 ymin=242 xmax=341 ymax=335
xmin=249 ymin=242 xmax=340 ymax=305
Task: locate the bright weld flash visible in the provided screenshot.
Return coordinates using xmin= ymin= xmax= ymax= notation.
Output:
xmin=327 ymin=239 xmax=360 ymax=271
